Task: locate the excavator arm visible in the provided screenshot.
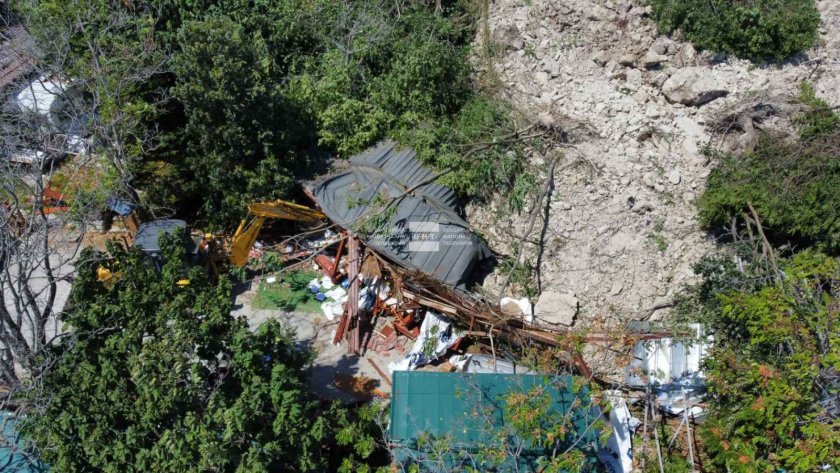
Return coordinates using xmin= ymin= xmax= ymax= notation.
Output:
xmin=228 ymin=199 xmax=326 ymax=267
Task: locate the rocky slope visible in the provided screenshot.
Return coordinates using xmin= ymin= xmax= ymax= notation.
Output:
xmin=473 ymin=0 xmax=840 ymax=325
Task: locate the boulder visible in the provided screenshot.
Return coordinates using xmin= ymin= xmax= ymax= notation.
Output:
xmin=500 ymin=297 xmax=532 ymax=317
xmin=673 ymin=43 xmax=697 ymax=67
xmin=534 ymin=292 xmax=578 ymax=326
xmin=639 ymin=50 xmax=666 ymax=69
xmin=592 ymin=50 xmax=610 ymax=67
xmin=618 ymin=53 xmax=637 ymax=67
xmin=496 ymin=24 xmax=524 ymax=51
xmin=543 ymin=58 xmax=561 ymax=77
xmin=668 ymin=170 xmax=681 ymax=185
xmin=661 ymin=68 xmax=728 ymax=106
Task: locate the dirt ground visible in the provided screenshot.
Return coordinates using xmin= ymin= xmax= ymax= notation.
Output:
xmin=232 ymin=279 xmax=395 ymax=403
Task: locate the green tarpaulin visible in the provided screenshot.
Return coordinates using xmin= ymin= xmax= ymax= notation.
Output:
xmin=389 ymin=371 xmax=603 ymax=472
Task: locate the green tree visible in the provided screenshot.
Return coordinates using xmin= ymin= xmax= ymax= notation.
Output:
xmin=170 ymin=12 xmax=315 ymax=224
xmin=16 ymin=0 xmax=167 ymax=176
xmin=699 ymin=251 xmax=839 ymax=472
xmin=698 ymin=86 xmax=840 ymax=252
xmin=20 ymin=235 xmax=382 ymax=472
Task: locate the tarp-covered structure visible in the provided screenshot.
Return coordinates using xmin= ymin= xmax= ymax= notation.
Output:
xmin=389 ymin=371 xmax=602 ymax=471
xmin=311 ymin=141 xmax=490 ymax=287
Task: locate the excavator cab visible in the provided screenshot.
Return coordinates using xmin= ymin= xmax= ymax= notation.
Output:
xmin=98 ymin=219 xmax=198 ymax=287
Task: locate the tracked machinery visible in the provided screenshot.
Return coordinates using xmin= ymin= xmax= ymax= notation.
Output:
xmin=98 ymin=199 xmax=325 ymax=285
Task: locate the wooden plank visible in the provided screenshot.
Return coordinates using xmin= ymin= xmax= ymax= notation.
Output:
xmin=402 ymin=290 xmax=458 ymax=315
xmin=347 ymin=236 xmax=361 ymax=353
xmin=331 ymin=236 xmax=346 ymax=282
xmin=333 ymin=304 xmax=349 ymax=345
xmin=393 ymin=322 xmax=418 ymax=340
xmin=367 ymin=358 xmax=392 ymax=386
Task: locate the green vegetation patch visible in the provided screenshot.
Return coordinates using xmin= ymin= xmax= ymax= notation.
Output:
xmin=20 ymin=237 xmax=385 ymax=472
xmin=649 ymin=0 xmax=820 ymax=61
xmin=698 ymin=83 xmax=840 ymax=252
xmin=252 ymin=270 xmax=323 ymax=313
xmin=694 ymin=251 xmax=840 ymax=472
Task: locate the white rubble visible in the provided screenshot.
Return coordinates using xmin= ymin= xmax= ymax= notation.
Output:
xmin=661 ymin=67 xmax=728 ymax=106
xmin=472 ymin=0 xmax=840 ymax=324
xmin=534 ymin=291 xmax=578 ymax=326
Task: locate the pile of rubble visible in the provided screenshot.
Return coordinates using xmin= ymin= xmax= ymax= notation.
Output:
xmin=474 ymin=0 xmax=840 ymax=323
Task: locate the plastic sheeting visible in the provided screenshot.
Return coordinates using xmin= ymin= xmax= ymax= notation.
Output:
xmin=594 ymin=391 xmax=640 ymax=473
xmin=387 ymin=311 xmax=459 ymax=373
xmin=15 ymin=77 xmax=61 ymax=116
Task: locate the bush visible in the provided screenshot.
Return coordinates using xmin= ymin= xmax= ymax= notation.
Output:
xmin=649 ymin=0 xmax=820 ymax=61
xmin=700 ymin=251 xmax=840 ymax=472
xmin=698 ymin=86 xmax=840 ymax=252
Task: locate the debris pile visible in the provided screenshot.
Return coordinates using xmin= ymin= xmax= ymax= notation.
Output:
xmin=238 ymin=142 xmax=712 ymax=390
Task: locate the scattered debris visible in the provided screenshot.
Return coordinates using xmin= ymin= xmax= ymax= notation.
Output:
xmin=594 ymin=390 xmax=640 ymax=473
xmin=625 ymin=323 xmax=709 ymax=417
xmin=333 ymin=373 xmax=383 ymax=401
xmin=387 ymin=311 xmax=460 ymax=373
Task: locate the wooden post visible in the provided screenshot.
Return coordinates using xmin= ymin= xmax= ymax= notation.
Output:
xmin=346 ymin=236 xmax=361 ymax=353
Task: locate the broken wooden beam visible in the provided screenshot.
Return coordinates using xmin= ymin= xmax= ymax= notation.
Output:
xmin=367 ymin=358 xmax=392 ymax=386
xmin=402 ymin=290 xmax=458 ymax=315
xmin=333 ymin=304 xmax=350 ymax=345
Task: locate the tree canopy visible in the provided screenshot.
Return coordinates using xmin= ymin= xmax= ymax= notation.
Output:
xmin=649 ymin=0 xmax=820 ymax=61
xmin=20 ymin=236 xmax=382 ymax=472
xmin=698 ymin=83 xmax=840 ymax=253
xmin=688 ymin=89 xmax=840 ymax=471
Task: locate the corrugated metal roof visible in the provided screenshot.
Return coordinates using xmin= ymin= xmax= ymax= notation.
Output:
xmin=389 ymin=371 xmax=601 ymax=471
xmin=311 ymin=141 xmax=490 ymax=287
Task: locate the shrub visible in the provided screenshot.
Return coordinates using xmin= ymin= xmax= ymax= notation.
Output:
xmin=698 ymin=87 xmax=840 ymax=252
xmin=649 ymin=0 xmax=820 ymax=61
xmin=700 ymin=251 xmax=840 ymax=472
xmin=796 ymin=82 xmax=839 ymax=140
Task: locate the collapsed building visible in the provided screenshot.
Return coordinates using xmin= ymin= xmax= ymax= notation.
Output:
xmin=311 ymin=140 xmax=491 ymax=288
xmin=252 ymin=141 xmax=709 ymax=472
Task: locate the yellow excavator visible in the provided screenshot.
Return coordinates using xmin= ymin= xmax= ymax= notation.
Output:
xmin=210 ymin=199 xmax=326 ymax=269
xmin=99 ymin=199 xmax=325 ymax=284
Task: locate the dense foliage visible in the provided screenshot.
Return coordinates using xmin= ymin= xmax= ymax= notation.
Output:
xmin=649 ymin=0 xmax=820 ymax=61
xmin=698 ymin=84 xmax=840 ymax=252
xmin=20 ymin=236 xmax=383 ymax=472
xmin=690 ymin=251 xmax=840 ymax=472
xmin=19 ymin=0 xmax=530 ymax=226
xmin=685 ymin=97 xmax=840 ymax=471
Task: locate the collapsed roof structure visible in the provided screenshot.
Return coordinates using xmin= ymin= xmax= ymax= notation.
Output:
xmin=311 ymin=141 xmax=491 ymax=287
xmin=0 ymin=25 xmax=33 ymax=90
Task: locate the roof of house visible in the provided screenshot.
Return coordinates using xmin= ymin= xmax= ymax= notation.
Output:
xmin=0 ymin=25 xmax=34 ymax=90
xmin=388 ymin=371 xmax=601 ymax=471
xmin=311 ymin=141 xmax=491 ymax=287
